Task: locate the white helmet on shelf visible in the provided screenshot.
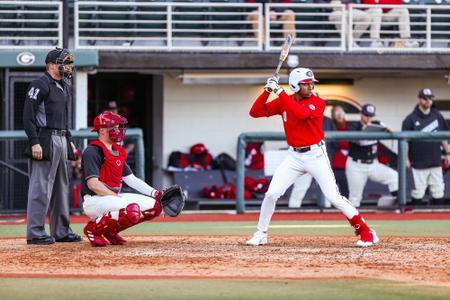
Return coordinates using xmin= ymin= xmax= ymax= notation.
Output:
xmin=288 ymin=67 xmax=318 ymax=93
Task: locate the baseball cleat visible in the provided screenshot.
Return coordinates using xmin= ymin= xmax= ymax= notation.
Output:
xmin=356 ymin=229 xmax=379 ymax=247
xmin=246 ymin=231 xmax=268 ymax=246
xmin=84 ymin=222 xmax=108 ymax=247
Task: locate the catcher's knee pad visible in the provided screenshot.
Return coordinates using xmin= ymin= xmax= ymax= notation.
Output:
xmin=141 ymin=200 xmax=162 ymax=221
xmin=118 ymin=203 xmax=141 ymax=227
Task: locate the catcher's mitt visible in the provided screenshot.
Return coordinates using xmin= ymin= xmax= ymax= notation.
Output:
xmin=160 ymin=185 xmax=185 ymax=217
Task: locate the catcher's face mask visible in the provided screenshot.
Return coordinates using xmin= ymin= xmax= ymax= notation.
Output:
xmin=108 ymin=125 xmax=126 ymax=143
xmin=92 ymin=111 xmax=128 ymax=143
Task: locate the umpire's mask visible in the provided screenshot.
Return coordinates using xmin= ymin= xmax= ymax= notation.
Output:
xmin=46 ymin=48 xmax=75 ymax=85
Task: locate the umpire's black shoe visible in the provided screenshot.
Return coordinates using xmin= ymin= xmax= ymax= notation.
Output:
xmin=55 ymin=233 xmax=82 ymax=243
xmin=27 ymin=235 xmax=55 ymax=245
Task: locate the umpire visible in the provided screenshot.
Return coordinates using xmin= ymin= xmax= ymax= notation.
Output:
xmin=23 ymin=48 xmax=82 ymax=245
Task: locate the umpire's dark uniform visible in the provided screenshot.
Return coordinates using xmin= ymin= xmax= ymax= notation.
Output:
xmin=23 ymin=48 xmax=81 ymax=245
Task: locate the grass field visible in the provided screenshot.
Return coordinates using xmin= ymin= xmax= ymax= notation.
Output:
xmin=1 ymin=217 xmax=450 ymax=299
xmin=1 ymin=220 xmax=450 ymax=237
xmin=1 ymin=278 xmax=450 ymax=300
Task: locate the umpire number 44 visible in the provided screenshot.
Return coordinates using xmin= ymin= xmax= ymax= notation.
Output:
xmin=28 ymin=87 xmax=40 ymax=100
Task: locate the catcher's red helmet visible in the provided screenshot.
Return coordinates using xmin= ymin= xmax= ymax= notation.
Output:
xmin=91 ymin=111 xmax=127 ymax=132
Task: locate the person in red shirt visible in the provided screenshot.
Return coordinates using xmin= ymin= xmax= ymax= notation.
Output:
xmin=246 ymin=68 xmax=379 ymax=247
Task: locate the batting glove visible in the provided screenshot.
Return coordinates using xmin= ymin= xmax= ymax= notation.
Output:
xmin=266 ymin=75 xmax=280 ymax=84
xmin=264 ymin=79 xmax=283 ymax=95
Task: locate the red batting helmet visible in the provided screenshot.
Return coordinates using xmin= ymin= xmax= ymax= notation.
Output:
xmin=91 ymin=111 xmax=128 ymax=132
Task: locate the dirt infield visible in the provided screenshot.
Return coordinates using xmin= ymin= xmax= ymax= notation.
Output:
xmin=1 ymin=235 xmax=449 ymax=287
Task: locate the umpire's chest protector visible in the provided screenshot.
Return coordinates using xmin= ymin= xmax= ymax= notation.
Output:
xmin=90 ymin=140 xmax=127 ymax=194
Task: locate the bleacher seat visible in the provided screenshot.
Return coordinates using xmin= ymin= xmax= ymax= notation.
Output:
xmin=206 ymin=0 xmax=251 ymax=47
xmin=134 ymin=4 xmax=167 ymax=47
xmin=171 ymin=1 xmax=208 ymax=47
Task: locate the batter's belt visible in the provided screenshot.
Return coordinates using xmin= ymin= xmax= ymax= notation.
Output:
xmin=292 ymin=140 xmax=325 ymax=153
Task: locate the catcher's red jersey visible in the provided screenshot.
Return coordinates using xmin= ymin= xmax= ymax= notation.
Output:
xmin=249 ymin=90 xmax=325 ymax=147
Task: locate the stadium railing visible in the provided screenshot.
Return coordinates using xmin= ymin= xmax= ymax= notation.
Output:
xmin=0 ymin=1 xmax=62 ymax=49
xmin=266 ymin=2 xmax=346 ymax=52
xmin=349 ymin=4 xmax=450 ymax=52
xmin=75 ymin=1 xmax=263 ymax=51
xmin=72 ymin=1 xmax=449 ymax=52
xmin=235 ymin=131 xmax=450 ymax=214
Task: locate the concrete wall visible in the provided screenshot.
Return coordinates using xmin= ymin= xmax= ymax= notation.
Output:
xmin=163 ymin=75 xmax=450 ymax=166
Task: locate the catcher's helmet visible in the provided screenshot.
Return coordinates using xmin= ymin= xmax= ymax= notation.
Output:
xmin=288 ymin=67 xmax=318 ymax=93
xmin=92 ymin=111 xmax=127 ymax=131
xmin=91 ymin=111 xmax=128 ymax=143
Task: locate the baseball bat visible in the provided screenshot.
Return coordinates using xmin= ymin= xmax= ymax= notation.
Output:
xmin=274 ymin=33 xmax=295 ymax=79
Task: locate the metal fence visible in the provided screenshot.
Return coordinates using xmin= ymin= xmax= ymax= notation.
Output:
xmin=0 ymin=129 xmax=145 ymax=212
xmin=349 ymin=4 xmax=450 ymax=52
xmin=0 ymin=0 xmax=62 ymax=49
xmin=75 ymin=1 xmax=263 ymax=51
xmin=235 ymin=131 xmax=450 ymax=214
xmin=73 ymin=1 xmax=450 ymax=52
xmin=1 ymin=1 xmax=448 ymax=52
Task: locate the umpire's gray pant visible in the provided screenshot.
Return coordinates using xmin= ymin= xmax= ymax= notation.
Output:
xmin=26 ymin=135 xmax=73 ymax=240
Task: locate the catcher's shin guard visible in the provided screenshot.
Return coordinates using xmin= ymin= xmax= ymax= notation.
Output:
xmin=348 ymin=214 xmax=379 ymax=247
xmin=140 ymin=199 xmax=162 ymax=223
xmin=104 ymin=203 xmax=141 ymax=245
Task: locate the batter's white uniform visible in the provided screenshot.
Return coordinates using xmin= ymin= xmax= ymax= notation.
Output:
xmin=258 ymin=144 xmax=358 ymax=232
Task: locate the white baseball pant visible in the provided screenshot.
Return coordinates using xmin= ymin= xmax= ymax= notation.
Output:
xmin=411 ymin=167 xmax=445 ymax=199
xmin=257 ymin=144 xmax=358 ymax=233
xmin=289 ymin=174 xmax=332 ymax=208
xmin=345 ymin=158 xmax=398 ymax=207
xmin=83 ymin=193 xmax=157 ymax=220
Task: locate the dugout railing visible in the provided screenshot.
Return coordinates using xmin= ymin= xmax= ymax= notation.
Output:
xmin=235 ymin=131 xmax=450 ymax=214
xmin=0 ymin=128 xmax=145 ymax=213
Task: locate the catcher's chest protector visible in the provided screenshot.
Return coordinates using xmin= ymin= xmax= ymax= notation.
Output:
xmin=90 ymin=140 xmax=127 ymax=194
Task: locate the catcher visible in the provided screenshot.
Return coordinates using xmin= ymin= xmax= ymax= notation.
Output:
xmin=81 ymin=111 xmax=185 ymax=247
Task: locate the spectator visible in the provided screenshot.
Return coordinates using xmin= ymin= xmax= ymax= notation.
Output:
xmin=247 ymin=0 xmax=296 ymax=45
xmin=331 ymin=104 xmax=350 ymax=197
xmin=401 ymin=88 xmax=450 ymax=206
xmin=362 ymin=0 xmax=419 ymax=48
xmin=346 ymin=104 xmax=398 ymax=207
xmin=288 ymin=116 xmax=336 ymax=208
xmin=329 ymin=0 xmax=381 ymax=48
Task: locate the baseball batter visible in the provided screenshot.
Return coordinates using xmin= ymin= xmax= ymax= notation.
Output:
xmin=246 ymin=68 xmax=379 ymax=247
